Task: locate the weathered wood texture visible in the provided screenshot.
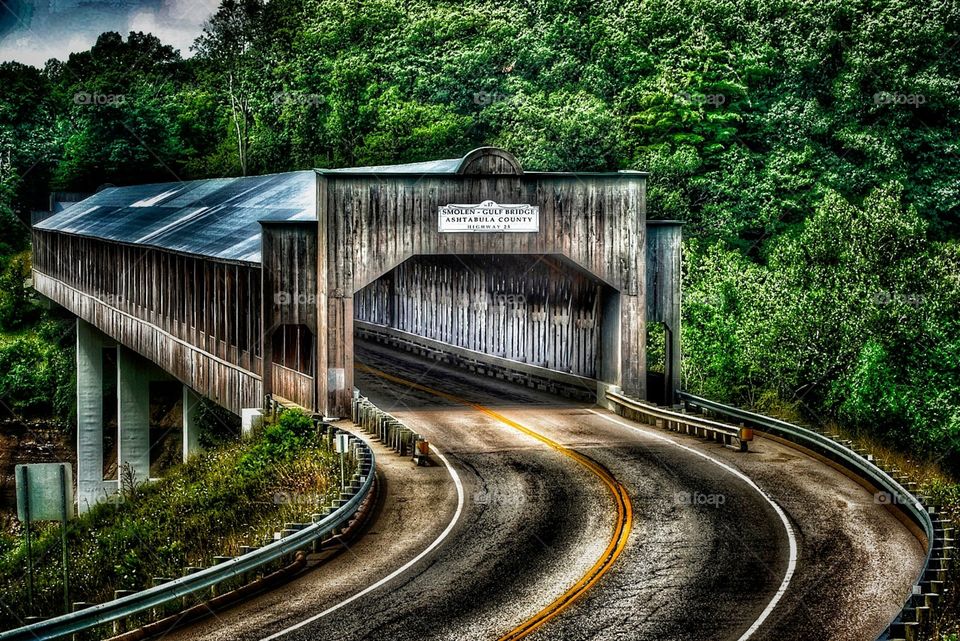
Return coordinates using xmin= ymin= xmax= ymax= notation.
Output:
xmin=328 ymin=174 xmax=645 ymax=295
xmin=319 ymin=155 xmax=648 ymax=416
xmin=33 ymin=272 xmax=261 ymax=413
xmin=260 ymin=221 xmax=318 ymax=411
xmin=646 ymin=222 xmax=683 ymax=403
xmin=354 ymin=255 xmax=602 ymax=379
xmin=355 ymin=321 xmax=598 ymax=401
xmin=32 ymin=231 xmax=263 ymax=414
xmin=31 ymin=148 xmax=673 ymax=419
xmin=270 ymin=363 xmax=315 ymax=409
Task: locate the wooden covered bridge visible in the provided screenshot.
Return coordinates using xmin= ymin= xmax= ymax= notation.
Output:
xmin=31 ymin=147 xmax=681 ymax=510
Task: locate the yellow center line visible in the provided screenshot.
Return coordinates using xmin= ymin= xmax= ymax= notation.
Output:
xmin=356 ymin=362 xmax=633 ymax=641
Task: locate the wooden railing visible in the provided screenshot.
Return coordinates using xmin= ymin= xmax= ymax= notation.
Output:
xmin=271 ymin=363 xmax=315 ymax=411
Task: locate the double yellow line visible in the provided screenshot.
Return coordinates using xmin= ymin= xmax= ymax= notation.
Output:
xmin=357 ymin=362 xmax=633 ymax=640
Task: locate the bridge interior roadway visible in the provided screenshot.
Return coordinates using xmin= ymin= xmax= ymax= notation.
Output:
xmin=164 ymin=338 xmax=923 ymax=641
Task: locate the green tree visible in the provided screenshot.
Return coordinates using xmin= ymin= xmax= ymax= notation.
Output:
xmin=50 ymin=31 xmax=189 ymax=190
xmin=194 ymin=0 xmax=268 ymax=176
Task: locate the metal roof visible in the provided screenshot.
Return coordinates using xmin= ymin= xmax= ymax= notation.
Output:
xmin=35 ymin=149 xmax=649 ymax=264
xmin=35 ymin=171 xmax=316 ymax=263
xmin=35 ymin=154 xmax=470 ymax=265
xmin=318 ymin=158 xmax=462 ymax=175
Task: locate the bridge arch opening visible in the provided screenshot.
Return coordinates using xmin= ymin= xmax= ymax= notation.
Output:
xmin=353 ymin=254 xmax=617 ymax=399
xmin=269 ymin=323 xmax=316 ymax=408
xmin=255 ymin=147 xmax=681 ymax=417
xmin=645 ymin=322 xmax=676 ymax=406
xmin=34 ymin=146 xmax=679 ymax=428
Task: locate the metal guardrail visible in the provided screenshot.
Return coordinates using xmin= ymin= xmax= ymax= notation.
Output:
xmin=0 ymin=421 xmax=375 ymax=641
xmin=352 ymin=390 xmax=429 ymax=462
xmin=606 ymin=389 xmax=753 ymax=451
xmin=676 ymin=392 xmax=952 ymax=641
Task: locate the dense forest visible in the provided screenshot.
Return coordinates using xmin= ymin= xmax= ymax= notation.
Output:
xmin=0 ymin=0 xmax=957 ymax=464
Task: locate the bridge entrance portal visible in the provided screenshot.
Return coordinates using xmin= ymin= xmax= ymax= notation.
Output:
xmin=261 ymin=147 xmax=681 ymax=418
xmin=354 ymin=254 xmax=610 ymax=399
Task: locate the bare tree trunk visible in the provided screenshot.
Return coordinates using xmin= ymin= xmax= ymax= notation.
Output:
xmin=227 ymin=72 xmax=248 ymax=176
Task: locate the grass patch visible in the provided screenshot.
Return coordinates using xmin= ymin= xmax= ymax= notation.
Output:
xmin=0 ymin=409 xmax=342 ymax=630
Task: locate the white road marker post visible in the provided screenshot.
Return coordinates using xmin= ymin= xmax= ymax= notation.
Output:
xmin=335 ymin=433 xmax=349 ymax=491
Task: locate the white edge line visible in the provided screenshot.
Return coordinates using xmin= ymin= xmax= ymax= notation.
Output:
xmin=588 ymin=409 xmax=798 ymax=641
xmin=260 ymin=444 xmax=466 ymax=641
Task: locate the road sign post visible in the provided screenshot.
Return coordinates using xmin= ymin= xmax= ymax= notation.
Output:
xmin=16 ymin=463 xmax=75 ymax=615
xmin=18 ymin=468 xmax=34 ymax=613
xmin=59 ymin=464 xmax=70 ymax=614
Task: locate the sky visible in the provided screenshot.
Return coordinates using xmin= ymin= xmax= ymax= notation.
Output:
xmin=0 ymin=0 xmax=220 ymax=67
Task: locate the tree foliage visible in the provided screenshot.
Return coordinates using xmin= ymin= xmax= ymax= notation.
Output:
xmin=685 ymin=184 xmax=960 ymax=459
xmin=0 ymin=0 xmax=956 ymax=458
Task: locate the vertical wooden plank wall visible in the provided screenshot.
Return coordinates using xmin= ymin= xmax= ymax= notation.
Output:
xmin=645 ymin=221 xmax=683 ymax=403
xmin=260 ymin=221 xmax=318 ymax=412
xmin=31 ymin=230 xmax=264 ymax=414
xmin=319 ymin=156 xmax=647 ymax=416
xmin=354 ymin=255 xmax=602 ymax=379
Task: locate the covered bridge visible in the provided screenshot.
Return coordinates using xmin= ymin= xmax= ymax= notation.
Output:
xmin=31 ymin=147 xmax=681 ymax=508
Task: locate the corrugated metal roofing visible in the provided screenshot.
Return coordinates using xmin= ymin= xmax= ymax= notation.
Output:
xmin=319 ymin=157 xmax=461 ymax=174
xmin=33 ymin=150 xmax=560 ymax=262
xmin=35 ymin=171 xmax=317 ymax=263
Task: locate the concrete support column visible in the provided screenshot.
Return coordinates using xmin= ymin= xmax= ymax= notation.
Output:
xmin=76 ymin=319 xmax=109 ymax=513
xmin=117 ymin=346 xmax=154 ymax=485
xmin=182 ymin=386 xmax=201 ymax=462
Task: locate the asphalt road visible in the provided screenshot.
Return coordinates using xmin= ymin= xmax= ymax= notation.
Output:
xmin=166 ymin=340 xmax=924 ymax=641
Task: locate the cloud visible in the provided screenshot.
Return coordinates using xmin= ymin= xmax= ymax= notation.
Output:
xmin=0 ymin=0 xmax=220 ymax=67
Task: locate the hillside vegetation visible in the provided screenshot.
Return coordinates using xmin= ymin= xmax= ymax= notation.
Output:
xmin=0 ymin=0 xmax=956 ymax=463
xmin=0 ymin=409 xmax=341 ymax=628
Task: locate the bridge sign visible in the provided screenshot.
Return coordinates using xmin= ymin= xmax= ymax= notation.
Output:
xmin=438 ymin=200 xmax=539 ymax=233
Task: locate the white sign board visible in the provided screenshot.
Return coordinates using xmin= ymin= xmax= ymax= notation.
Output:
xmin=438 ymin=200 xmax=539 ymax=233
xmin=335 ymin=433 xmax=350 ymax=454
xmin=16 ymin=463 xmax=74 ymax=521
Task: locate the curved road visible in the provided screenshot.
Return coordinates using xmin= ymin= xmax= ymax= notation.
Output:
xmin=166 ymin=341 xmax=924 ymax=641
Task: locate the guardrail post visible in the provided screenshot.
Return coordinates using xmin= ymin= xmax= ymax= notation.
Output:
xmin=181 ymin=566 xmax=202 ymax=609
xmin=210 ymin=556 xmax=234 ymax=596
xmin=413 ymin=437 xmax=430 ymax=465
xmin=150 ymin=578 xmax=173 ymax=620
xmin=112 ymin=591 xmax=135 ymax=635
xmin=70 ymin=603 xmax=90 ymax=641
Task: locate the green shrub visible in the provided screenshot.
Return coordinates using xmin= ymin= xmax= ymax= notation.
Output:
xmin=238 ymin=409 xmax=314 ymax=475
xmin=0 ymin=252 xmax=33 ymax=331
xmin=0 ymin=319 xmax=75 ymax=422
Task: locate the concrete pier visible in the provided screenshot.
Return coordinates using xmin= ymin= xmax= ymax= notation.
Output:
xmin=183 ymin=386 xmax=201 ymax=462
xmin=117 ymin=345 xmax=153 ymax=486
xmin=76 ymin=319 xmax=198 ymax=512
xmin=76 ymin=319 xmax=110 ymax=512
